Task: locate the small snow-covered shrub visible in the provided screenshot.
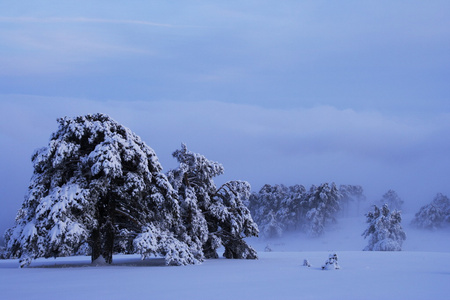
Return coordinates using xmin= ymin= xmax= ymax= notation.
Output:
xmin=322 ymin=253 xmax=339 ymax=270
xmin=303 ymin=259 xmax=311 ymax=267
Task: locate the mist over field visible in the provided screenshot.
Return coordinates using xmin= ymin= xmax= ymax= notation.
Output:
xmin=250 ymin=212 xmax=450 ymax=253
xmin=2 ymin=211 xmax=450 ymax=300
xmin=1 ymin=98 xmax=449 ymax=241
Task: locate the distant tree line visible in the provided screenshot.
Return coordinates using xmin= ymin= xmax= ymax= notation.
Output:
xmin=250 ymin=182 xmax=449 ymax=252
xmin=247 ymin=183 xmax=366 ymax=237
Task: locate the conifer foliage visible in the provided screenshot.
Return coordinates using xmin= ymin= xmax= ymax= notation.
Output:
xmin=303 ymin=183 xmax=342 ymax=237
xmin=411 ymin=193 xmax=450 ymax=230
xmin=248 ymin=184 xmax=296 ymax=238
xmin=321 ymin=253 xmax=340 ymax=270
xmin=379 ymin=189 xmax=404 ymax=210
xmin=249 ymin=182 xmax=346 ymax=237
xmin=362 ymin=204 xmax=406 ymax=251
xmin=167 ymin=144 xmax=258 ymax=260
xmin=4 ymin=114 xmax=194 ymax=266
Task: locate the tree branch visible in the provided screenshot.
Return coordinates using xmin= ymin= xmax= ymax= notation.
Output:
xmin=114 ymin=208 xmax=143 ymax=227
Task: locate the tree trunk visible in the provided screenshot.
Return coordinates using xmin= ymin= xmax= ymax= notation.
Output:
xmin=90 ymin=227 xmax=101 ymax=263
xmin=203 ymin=238 xmax=219 ymax=259
xmin=101 ymin=216 xmax=115 ymax=264
xmin=91 ymin=192 xmax=115 ymax=264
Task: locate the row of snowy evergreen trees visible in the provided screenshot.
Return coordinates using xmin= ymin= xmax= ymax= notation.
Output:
xmin=249 ymin=181 xmax=450 ymax=240
xmin=248 ymin=183 xmax=409 ymax=251
xmin=247 ymin=183 xmax=368 ymax=238
xmin=3 ymin=114 xmax=258 ymax=267
xmin=249 ymin=182 xmax=449 ymax=251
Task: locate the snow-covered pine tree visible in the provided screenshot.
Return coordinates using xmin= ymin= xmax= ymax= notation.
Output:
xmin=303 ymin=183 xmax=342 ymax=237
xmin=4 ymin=114 xmax=196 ymax=267
xmin=379 ymin=189 xmax=404 ymax=210
xmin=167 ymin=144 xmax=258 ymax=260
xmin=411 ymin=193 xmax=450 ymax=230
xmin=281 ymin=185 xmax=306 ymax=230
xmin=362 ymin=204 xmax=406 ymax=251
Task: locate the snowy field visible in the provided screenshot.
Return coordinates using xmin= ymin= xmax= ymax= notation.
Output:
xmin=2 ymin=214 xmax=450 ymax=300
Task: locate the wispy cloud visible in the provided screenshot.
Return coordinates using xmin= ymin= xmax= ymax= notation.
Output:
xmin=0 ymin=18 xmax=156 ymax=75
xmin=0 ymin=16 xmax=175 ymax=27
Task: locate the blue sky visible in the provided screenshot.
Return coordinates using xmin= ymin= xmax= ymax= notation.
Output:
xmin=1 ymin=1 xmax=449 ymax=236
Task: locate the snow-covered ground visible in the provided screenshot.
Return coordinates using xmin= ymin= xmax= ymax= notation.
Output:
xmin=1 ymin=214 xmax=449 ymax=300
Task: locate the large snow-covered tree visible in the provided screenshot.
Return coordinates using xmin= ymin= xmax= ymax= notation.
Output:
xmin=4 ymin=114 xmax=196 ymax=266
xmin=411 ymin=193 xmax=450 ymax=230
xmin=167 ymin=144 xmax=258 ymax=260
xmin=362 ymin=204 xmax=406 ymax=251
